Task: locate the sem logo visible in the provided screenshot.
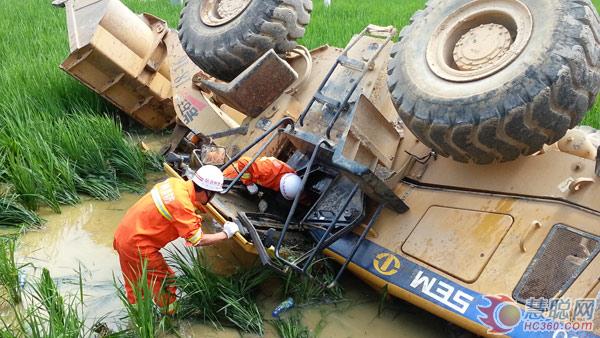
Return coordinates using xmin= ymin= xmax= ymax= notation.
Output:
xmin=372 ymin=253 xmax=401 ymax=276
xmin=477 ymin=295 xmax=521 ymax=335
xmin=410 ymin=270 xmax=474 ymax=314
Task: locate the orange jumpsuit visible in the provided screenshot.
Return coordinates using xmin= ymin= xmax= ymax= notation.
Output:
xmin=223 ymin=156 xmax=296 ymax=191
xmin=113 ymin=178 xmax=203 ymax=309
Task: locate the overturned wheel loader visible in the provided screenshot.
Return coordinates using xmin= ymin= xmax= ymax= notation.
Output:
xmin=59 ymin=0 xmax=600 ymax=336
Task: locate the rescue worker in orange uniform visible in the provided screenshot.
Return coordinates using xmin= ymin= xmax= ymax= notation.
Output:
xmin=113 ymin=165 xmax=239 ymax=314
xmin=223 ymin=156 xmax=302 ymax=200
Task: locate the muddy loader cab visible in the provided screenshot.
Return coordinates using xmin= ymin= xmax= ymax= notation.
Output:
xmin=175 ymin=23 xmax=414 ymax=282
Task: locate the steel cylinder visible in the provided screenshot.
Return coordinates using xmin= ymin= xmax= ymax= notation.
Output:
xmin=100 ymin=0 xmax=156 ymax=58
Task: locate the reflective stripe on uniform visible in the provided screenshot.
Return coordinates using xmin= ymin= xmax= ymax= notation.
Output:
xmin=187 ymin=228 xmax=203 ymax=246
xmin=236 ymin=163 xmax=252 ymax=180
xmin=151 ymin=187 xmax=174 ymax=221
xmin=161 ymin=300 xmax=178 ymax=316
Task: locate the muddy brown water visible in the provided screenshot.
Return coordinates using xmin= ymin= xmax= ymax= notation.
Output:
xmin=3 ymin=173 xmax=469 ymax=337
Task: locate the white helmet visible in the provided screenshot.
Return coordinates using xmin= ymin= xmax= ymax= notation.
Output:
xmin=280 ymin=173 xmax=302 ymax=200
xmin=192 ymin=165 xmax=224 ymax=192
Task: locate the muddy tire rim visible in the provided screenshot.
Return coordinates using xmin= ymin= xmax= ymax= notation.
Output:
xmin=200 ymin=0 xmax=253 ymax=26
xmin=426 ymin=0 xmax=533 ymax=83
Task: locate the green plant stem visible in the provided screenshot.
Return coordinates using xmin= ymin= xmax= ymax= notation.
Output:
xmin=0 ymin=237 xmax=21 ymax=304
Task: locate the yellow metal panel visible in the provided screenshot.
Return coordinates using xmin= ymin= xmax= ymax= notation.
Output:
xmin=402 ymin=206 xmax=513 ymax=283
xmin=379 ymin=183 xmax=600 ymax=298
xmin=411 ymin=151 xmax=600 ymax=212
xmin=60 ymin=0 xmax=175 ymax=130
xmin=348 ymin=95 xmax=402 ymax=169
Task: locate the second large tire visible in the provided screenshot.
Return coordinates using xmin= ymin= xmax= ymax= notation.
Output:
xmin=178 ymin=0 xmax=312 ymax=82
xmin=387 ymin=0 xmax=600 ymax=164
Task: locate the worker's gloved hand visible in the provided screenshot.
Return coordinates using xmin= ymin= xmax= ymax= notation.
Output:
xmin=246 ymin=183 xmax=259 ymax=195
xmin=223 ymin=221 xmax=239 ymax=239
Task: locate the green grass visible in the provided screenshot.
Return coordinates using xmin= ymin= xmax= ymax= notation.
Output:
xmin=299 ymin=0 xmax=426 ymax=49
xmin=378 ymin=284 xmax=389 ymax=317
xmin=282 ymin=260 xmax=344 ymax=306
xmin=0 ymin=237 xmax=21 ymax=304
xmin=583 ymin=0 xmax=600 ymax=130
xmin=0 ymin=0 xmax=163 ymax=217
xmin=169 ymin=248 xmax=346 ymax=335
xmin=168 ymin=247 xmax=270 ymax=335
xmin=1 ymin=268 xmax=87 ymax=338
xmin=33 ymin=269 xmax=85 ymax=337
xmin=0 ymin=193 xmax=44 ymax=230
xmin=115 ymin=258 xmax=173 ymax=338
xmin=272 ymin=314 xmax=312 ymax=338
xmin=583 ymin=102 xmax=600 ymax=129
xmin=2 ymin=0 xmax=599 ymax=336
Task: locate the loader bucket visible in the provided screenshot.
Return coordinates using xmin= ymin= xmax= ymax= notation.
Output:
xmin=60 ymin=0 xmax=175 ymax=130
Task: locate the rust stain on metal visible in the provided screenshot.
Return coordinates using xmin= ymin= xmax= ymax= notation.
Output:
xmin=200 ymin=50 xmax=298 ymax=118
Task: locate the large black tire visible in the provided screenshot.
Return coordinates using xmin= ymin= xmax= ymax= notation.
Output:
xmin=178 ymin=0 xmax=312 ymax=82
xmin=387 ymin=0 xmax=600 ymax=164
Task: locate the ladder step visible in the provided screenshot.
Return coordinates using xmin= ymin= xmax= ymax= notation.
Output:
xmin=338 ymin=55 xmax=366 ymax=71
xmin=314 ymin=92 xmax=341 ymax=108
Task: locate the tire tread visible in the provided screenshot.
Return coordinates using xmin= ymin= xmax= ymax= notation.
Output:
xmin=179 ymin=0 xmax=312 ymax=81
xmin=387 ymin=0 xmax=600 ymax=164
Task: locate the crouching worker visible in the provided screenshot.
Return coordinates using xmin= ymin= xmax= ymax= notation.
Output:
xmin=223 ymin=156 xmax=302 ymax=201
xmin=113 ymin=165 xmax=239 ymax=315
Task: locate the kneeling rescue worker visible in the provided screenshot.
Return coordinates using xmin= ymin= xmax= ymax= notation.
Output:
xmin=223 ymin=156 xmax=302 ymax=200
xmin=113 ymin=165 xmax=239 ymax=314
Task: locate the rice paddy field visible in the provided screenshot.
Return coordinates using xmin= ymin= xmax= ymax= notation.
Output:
xmin=2 ymin=0 xmax=600 ymax=336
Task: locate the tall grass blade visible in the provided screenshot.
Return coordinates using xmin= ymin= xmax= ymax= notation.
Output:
xmin=283 ymin=260 xmax=344 ymax=305
xmin=0 ymin=237 xmax=21 ymax=304
xmin=0 ymin=193 xmax=44 ymax=229
xmin=272 ymin=314 xmax=312 ymax=338
xmin=168 ymin=246 xmax=270 ymax=334
xmin=0 ymin=268 xmax=88 ymax=338
xmin=115 ymin=257 xmax=171 ymax=338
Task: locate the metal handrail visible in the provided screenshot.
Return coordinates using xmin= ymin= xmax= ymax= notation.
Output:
xmin=219 ymin=117 xmax=294 ymax=194
xmin=301 ymin=184 xmax=360 ymax=272
xmin=274 ymin=139 xmax=333 ymax=260
xmin=298 ymin=25 xmax=373 ymax=126
xmin=220 ymin=117 xmax=294 ymax=170
xmin=328 ymin=204 xmax=384 ymax=287
xmin=298 ymin=25 xmax=395 ymax=140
